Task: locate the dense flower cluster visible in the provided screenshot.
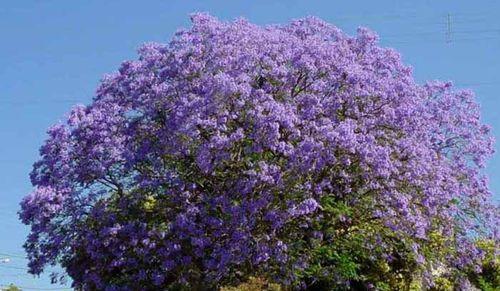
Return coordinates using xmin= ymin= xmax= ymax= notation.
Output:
xmin=20 ymin=13 xmax=498 ymax=290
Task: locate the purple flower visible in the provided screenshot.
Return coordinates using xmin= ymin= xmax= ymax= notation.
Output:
xmin=289 ymin=198 xmax=320 ymax=217
xmin=18 ymin=12 xmax=498 ymax=290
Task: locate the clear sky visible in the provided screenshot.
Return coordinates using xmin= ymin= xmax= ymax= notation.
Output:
xmin=1 ymin=0 xmax=499 ymax=289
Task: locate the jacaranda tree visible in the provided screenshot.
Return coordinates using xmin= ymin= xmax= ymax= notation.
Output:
xmin=20 ymin=14 xmax=498 ymax=290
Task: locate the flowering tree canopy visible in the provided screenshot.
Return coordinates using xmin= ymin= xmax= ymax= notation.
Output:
xmin=19 ymin=13 xmax=498 ymax=290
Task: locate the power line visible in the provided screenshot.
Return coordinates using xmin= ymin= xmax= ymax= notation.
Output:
xmin=0 ymin=265 xmax=28 ymax=271
xmin=330 ymin=10 xmax=497 ymax=23
xmin=0 ymin=272 xmax=32 ymax=277
xmin=0 ymin=99 xmax=86 ymax=105
xmin=446 ymin=13 xmax=453 ymax=43
xmin=0 ymin=253 xmax=26 ymax=260
xmin=383 ymin=36 xmax=500 ymax=45
xmin=382 ymin=28 xmax=500 ymax=39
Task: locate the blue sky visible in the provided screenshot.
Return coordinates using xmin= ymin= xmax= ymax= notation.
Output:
xmin=1 ymin=0 xmax=499 ymax=288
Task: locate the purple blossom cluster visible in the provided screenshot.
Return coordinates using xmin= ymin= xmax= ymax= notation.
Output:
xmin=19 ymin=13 xmax=498 ymax=289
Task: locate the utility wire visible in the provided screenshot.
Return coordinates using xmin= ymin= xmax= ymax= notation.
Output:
xmin=0 ymin=99 xmax=85 ymax=105
xmin=0 ymin=264 xmax=28 ymax=271
xmin=0 ymin=253 xmax=26 ymax=260
xmin=0 ymin=272 xmax=32 ymax=277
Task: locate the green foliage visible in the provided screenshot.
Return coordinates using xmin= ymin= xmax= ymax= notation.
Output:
xmin=466 ymin=239 xmax=500 ymax=291
xmin=1 ymin=284 xmax=22 ymax=291
xmin=289 ymin=194 xmax=424 ymax=289
xmin=220 ymin=277 xmax=281 ymax=291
